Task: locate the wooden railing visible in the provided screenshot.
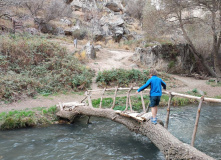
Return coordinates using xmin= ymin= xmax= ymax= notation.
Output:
xmin=83 ymin=86 xmax=221 ymax=147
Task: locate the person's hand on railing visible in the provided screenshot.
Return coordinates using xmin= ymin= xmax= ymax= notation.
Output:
xmin=136 ymin=91 xmax=139 ymax=94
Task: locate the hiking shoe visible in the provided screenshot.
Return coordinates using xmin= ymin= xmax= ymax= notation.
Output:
xmin=151 ymin=118 xmax=157 ymax=125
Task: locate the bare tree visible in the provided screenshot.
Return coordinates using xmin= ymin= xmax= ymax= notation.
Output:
xmin=23 ymin=0 xmax=44 ymax=17
xmin=143 ymin=1 xmax=167 ymax=40
xmin=45 ymin=0 xmax=72 ymax=22
xmin=143 ymin=0 xmax=221 ymax=79
xmin=125 ymin=0 xmax=145 ymax=21
xmin=0 ymin=0 xmax=12 ymax=20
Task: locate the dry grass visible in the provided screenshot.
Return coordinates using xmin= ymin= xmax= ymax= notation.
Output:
xmin=75 ymin=50 xmax=88 ymax=62
xmin=23 ymin=19 xmax=35 ymax=28
xmin=0 ymin=19 xmax=12 ymax=29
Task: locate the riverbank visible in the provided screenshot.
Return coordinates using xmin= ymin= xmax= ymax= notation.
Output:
xmin=0 ymin=106 xmax=59 ymax=130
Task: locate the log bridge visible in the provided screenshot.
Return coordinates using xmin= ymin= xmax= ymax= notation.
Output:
xmin=56 ymin=87 xmax=221 ymax=160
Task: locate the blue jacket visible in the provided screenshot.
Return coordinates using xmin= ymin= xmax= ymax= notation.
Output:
xmin=137 ymin=75 xmax=166 ymax=96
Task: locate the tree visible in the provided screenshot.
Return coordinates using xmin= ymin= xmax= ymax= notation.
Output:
xmin=143 ymin=0 xmax=221 ymax=79
xmin=0 ymin=0 xmax=14 ymax=20
xmin=125 ymin=0 xmax=145 ymax=21
xmin=23 ymin=0 xmax=44 ymax=17
xmin=44 ymin=0 xmax=72 ymax=22
xmin=21 ymin=0 xmax=72 ymax=22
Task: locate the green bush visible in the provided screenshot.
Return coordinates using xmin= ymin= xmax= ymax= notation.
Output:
xmin=0 ymin=106 xmax=59 ymax=130
xmin=168 ymin=61 xmax=175 ymax=69
xmin=96 ymin=69 xmax=149 ymax=87
xmin=0 ymin=34 xmax=94 ymax=102
xmin=72 ymin=29 xmax=88 ymax=40
xmin=0 ymin=110 xmax=36 ymax=130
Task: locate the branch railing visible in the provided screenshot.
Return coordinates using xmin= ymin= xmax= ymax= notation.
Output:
xmin=82 ymin=86 xmax=221 ymax=147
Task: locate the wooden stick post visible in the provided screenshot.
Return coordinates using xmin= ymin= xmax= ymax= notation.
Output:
xmin=191 ymin=96 xmax=204 ymax=146
xmin=129 ymin=96 xmax=133 ymax=111
xmin=140 ymin=91 xmax=146 ymax=112
xmin=111 ymin=86 xmax=118 ymax=109
xmin=125 ymin=86 xmax=133 ymax=111
xmin=165 ymin=92 xmax=173 ymax=129
xmin=99 ymin=87 xmax=106 ymax=108
xmin=87 ymin=91 xmax=93 ymax=108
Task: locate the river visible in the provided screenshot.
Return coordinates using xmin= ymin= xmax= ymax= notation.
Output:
xmin=0 ymin=104 xmax=220 ymax=160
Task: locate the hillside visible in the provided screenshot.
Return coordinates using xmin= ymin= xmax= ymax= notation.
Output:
xmin=1 ymin=0 xmax=221 ymax=112
xmin=1 ymin=41 xmax=221 ymax=112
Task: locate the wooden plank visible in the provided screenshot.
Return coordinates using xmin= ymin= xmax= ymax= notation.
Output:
xmin=140 ymin=112 xmax=152 ymax=120
xmin=115 ymin=111 xmax=144 ymax=122
xmin=62 ymin=102 xmax=85 ymax=107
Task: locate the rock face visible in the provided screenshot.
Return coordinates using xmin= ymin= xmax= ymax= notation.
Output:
xmin=100 ymin=14 xmax=125 ymax=41
xmin=105 ymin=2 xmax=122 ymax=12
xmin=69 ymin=0 xmax=138 ymax=43
xmin=83 ymin=42 xmax=96 ymax=59
xmin=25 ymin=28 xmax=39 ymax=35
xmin=135 ymin=44 xmax=195 ymax=74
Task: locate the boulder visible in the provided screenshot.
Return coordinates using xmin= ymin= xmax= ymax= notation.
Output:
xmin=112 ymin=26 xmax=124 ymax=42
xmin=64 ymin=0 xmax=73 ymax=5
xmin=64 ymin=30 xmax=73 ymax=36
xmin=102 ymin=24 xmax=111 ymax=36
xmin=100 ymin=15 xmax=124 ymax=27
xmin=93 ymin=30 xmax=105 ymax=42
xmin=99 ymin=14 xmax=125 ymax=41
xmin=94 ymin=45 xmax=102 ymax=52
xmin=105 ymin=2 xmax=122 ymax=12
xmin=71 ymin=1 xmax=83 ymax=11
xmin=83 ymin=42 xmax=96 ymax=59
xmin=60 ymin=18 xmax=72 ymax=26
xmin=25 ymin=28 xmax=39 ymax=35
xmin=34 ymin=18 xmax=56 ymax=34
xmin=114 ymin=26 xmax=124 ymax=35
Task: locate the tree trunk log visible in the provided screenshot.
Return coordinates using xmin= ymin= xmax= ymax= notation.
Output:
xmin=56 ymin=106 xmax=214 ymax=160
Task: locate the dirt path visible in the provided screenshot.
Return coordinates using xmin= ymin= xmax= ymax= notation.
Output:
xmin=0 ymin=44 xmax=136 ymax=112
xmin=171 ymin=75 xmax=221 ymax=97
xmin=1 ymin=41 xmax=221 ymax=112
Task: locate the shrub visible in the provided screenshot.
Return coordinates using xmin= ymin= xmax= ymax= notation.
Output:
xmin=96 ymin=69 xmax=149 ymax=87
xmin=168 ymin=61 xmax=175 ymax=69
xmin=0 ymin=106 xmax=59 ymax=130
xmin=0 ymin=34 xmax=94 ymax=102
xmin=72 ymin=29 xmax=88 ymax=40
xmin=0 ymin=110 xmax=36 ymax=130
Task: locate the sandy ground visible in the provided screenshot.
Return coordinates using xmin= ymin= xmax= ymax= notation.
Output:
xmin=1 ymin=41 xmax=221 ymax=112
